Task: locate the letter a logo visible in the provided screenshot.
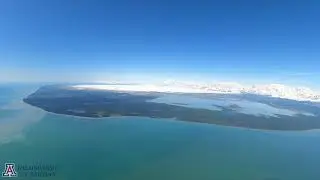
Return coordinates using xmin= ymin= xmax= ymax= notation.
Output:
xmin=2 ymin=163 xmax=17 ymax=177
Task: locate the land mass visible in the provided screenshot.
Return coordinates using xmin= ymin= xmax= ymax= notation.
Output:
xmin=23 ymin=85 xmax=320 ymax=131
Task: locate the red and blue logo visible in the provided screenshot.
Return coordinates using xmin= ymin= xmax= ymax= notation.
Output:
xmin=2 ymin=163 xmax=17 ymax=177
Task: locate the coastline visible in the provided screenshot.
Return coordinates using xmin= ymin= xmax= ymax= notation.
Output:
xmin=24 ymin=102 xmax=320 ymax=133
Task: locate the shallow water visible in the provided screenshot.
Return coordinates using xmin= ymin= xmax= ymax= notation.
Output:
xmin=149 ymin=94 xmax=315 ymax=117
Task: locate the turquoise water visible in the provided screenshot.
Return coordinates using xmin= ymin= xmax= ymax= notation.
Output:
xmin=1 ymin=84 xmax=320 ymax=180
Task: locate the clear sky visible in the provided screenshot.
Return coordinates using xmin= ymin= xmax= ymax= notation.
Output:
xmin=1 ymin=0 xmax=320 ymax=87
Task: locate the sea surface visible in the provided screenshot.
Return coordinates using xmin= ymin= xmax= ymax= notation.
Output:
xmin=0 ymin=84 xmax=320 ymax=180
xmin=149 ymin=94 xmax=315 ymax=117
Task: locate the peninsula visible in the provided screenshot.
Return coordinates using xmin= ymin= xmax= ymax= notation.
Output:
xmin=23 ymin=85 xmax=320 ymax=131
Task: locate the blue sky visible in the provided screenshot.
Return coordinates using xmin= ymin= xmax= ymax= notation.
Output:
xmin=1 ymin=0 xmax=320 ymax=87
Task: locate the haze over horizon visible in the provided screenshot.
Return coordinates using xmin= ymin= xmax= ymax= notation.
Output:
xmin=1 ymin=0 xmax=320 ymax=89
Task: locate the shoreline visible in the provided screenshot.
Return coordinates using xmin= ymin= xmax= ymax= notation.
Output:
xmin=25 ymin=102 xmax=320 ymax=133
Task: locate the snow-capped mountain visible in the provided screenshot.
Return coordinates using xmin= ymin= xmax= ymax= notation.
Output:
xmin=246 ymin=84 xmax=320 ymax=102
xmin=161 ymin=82 xmax=320 ymax=102
xmin=73 ymin=82 xmax=320 ymax=102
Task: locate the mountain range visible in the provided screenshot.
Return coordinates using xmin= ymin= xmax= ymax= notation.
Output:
xmin=73 ymin=81 xmax=320 ymax=102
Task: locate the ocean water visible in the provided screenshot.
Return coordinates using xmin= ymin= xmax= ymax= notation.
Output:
xmin=0 ymin=84 xmax=320 ymax=180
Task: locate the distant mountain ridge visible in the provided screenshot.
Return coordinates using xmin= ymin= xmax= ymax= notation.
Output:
xmin=73 ymin=81 xmax=320 ymax=102
xmin=164 ymin=81 xmax=320 ymax=102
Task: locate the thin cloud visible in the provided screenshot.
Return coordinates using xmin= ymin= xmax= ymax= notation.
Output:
xmin=285 ymin=72 xmax=320 ymax=77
